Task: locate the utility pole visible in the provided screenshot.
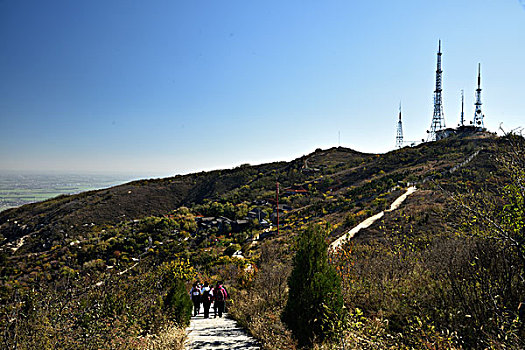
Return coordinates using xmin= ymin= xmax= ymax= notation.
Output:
xmin=460 ymin=89 xmax=465 ymax=126
xmin=276 ymin=182 xmax=280 ymax=235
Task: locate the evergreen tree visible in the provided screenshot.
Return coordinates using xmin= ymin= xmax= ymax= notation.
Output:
xmin=282 ymin=224 xmax=344 ymax=347
xmin=164 ymin=279 xmax=192 ymax=327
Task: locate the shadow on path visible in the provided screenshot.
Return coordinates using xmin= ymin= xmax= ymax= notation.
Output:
xmin=185 ymin=312 xmax=260 ymax=350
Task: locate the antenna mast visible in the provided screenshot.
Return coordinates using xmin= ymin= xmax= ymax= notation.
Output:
xmin=427 ymin=40 xmax=445 ymax=141
xmin=473 ymin=63 xmax=485 ymax=129
xmin=396 ymin=102 xmax=404 ymax=148
xmin=460 ymin=89 xmax=465 ymax=126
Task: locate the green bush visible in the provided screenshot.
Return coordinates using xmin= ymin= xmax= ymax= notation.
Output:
xmin=282 ymin=225 xmax=345 ymax=347
xmin=164 ymin=279 xmax=192 ymax=327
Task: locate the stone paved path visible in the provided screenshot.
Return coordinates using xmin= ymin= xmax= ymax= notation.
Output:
xmin=185 ymin=311 xmax=260 ymax=350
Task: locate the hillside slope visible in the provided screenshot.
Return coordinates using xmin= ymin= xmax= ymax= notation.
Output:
xmin=0 ymin=133 xmax=497 ymax=256
xmin=3 ymin=131 xmax=524 ymax=349
xmin=0 ymin=148 xmax=371 ymax=254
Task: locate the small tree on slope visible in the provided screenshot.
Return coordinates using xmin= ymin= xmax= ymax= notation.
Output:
xmin=282 ymin=224 xmax=344 ymax=347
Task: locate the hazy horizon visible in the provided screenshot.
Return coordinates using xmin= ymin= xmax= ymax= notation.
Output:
xmin=0 ymin=171 xmax=141 ymax=212
xmin=0 ymin=143 xmax=365 ymax=179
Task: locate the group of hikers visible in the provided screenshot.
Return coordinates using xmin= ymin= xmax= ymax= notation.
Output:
xmin=189 ymin=281 xmax=229 ymax=318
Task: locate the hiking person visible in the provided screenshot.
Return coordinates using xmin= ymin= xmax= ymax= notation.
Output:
xmin=213 ymin=282 xmax=227 ymax=318
xmin=219 ymin=281 xmax=229 ymax=298
xmin=219 ymin=281 xmax=229 ymax=312
xmin=189 ymin=282 xmax=201 ymax=316
xmin=201 ymin=282 xmax=212 ymax=318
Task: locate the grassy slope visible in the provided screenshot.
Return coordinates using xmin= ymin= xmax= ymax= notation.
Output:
xmin=0 ymin=133 xmax=498 ymax=256
xmin=4 ymin=131 xmax=523 ymax=349
xmin=0 ymin=148 xmax=372 ymax=254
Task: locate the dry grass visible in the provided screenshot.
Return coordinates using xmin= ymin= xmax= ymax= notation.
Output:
xmin=143 ymin=324 xmax=186 ymax=350
xmin=228 ymin=242 xmax=297 ymax=350
xmin=230 ymin=290 xmax=296 ymax=350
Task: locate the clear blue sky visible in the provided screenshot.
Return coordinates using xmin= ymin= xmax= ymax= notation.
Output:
xmin=1 ymin=0 xmax=524 ymax=177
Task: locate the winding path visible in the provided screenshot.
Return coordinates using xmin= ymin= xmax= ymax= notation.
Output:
xmin=330 ymin=186 xmax=417 ymax=250
xmin=330 ymin=149 xmax=481 ymax=250
xmin=185 ymin=312 xmax=260 ymax=350
xmin=184 ymin=188 xmax=418 ymax=348
xmin=184 ymin=151 xmax=481 ymax=348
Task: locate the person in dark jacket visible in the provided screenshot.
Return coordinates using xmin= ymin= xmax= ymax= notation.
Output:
xmin=213 ymin=282 xmax=227 ymax=318
xmin=189 ymin=283 xmax=201 ymax=316
xmin=201 ymin=282 xmax=212 ymax=318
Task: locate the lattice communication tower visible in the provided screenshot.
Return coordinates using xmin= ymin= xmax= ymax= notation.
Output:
xmin=472 ymin=63 xmax=485 ymax=129
xmin=427 ymin=40 xmax=446 ymax=141
xmin=396 ymin=103 xmax=403 ymax=148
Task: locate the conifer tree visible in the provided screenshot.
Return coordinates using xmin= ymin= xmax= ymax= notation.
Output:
xmin=164 ymin=278 xmax=192 ymax=327
xmin=282 ymin=224 xmax=344 ymax=347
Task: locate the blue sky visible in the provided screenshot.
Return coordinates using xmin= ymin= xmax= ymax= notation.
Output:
xmin=1 ymin=0 xmax=524 ymax=177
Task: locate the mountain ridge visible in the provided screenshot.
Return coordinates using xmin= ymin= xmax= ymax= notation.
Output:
xmin=0 ymin=132 xmax=498 ymax=260
xmin=0 ymin=146 xmax=373 ymax=252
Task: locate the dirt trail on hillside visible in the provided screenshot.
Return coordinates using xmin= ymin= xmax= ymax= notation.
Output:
xmin=185 ymin=312 xmax=260 ymax=350
xmin=330 ymin=186 xmax=417 ymax=250
xmin=7 ymin=233 xmax=31 ymax=253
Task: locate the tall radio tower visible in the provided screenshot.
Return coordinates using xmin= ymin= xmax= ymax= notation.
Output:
xmin=427 ymin=40 xmax=445 ymax=141
xmin=473 ymin=63 xmax=485 ymax=129
xmin=395 ymin=103 xmax=403 ymax=148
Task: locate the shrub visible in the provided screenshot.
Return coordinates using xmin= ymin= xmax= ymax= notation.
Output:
xmin=163 ymin=279 xmax=192 ymax=327
xmin=282 ymin=225 xmax=345 ymax=347
xmin=0 ymin=260 xmax=188 ymax=349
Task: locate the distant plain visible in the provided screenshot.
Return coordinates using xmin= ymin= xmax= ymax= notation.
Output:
xmin=0 ymin=173 xmax=138 ymax=212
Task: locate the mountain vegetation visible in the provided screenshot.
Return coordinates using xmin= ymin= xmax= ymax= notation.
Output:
xmin=1 ymin=131 xmax=524 ymax=349
xmin=282 ymin=224 xmax=344 ymax=347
